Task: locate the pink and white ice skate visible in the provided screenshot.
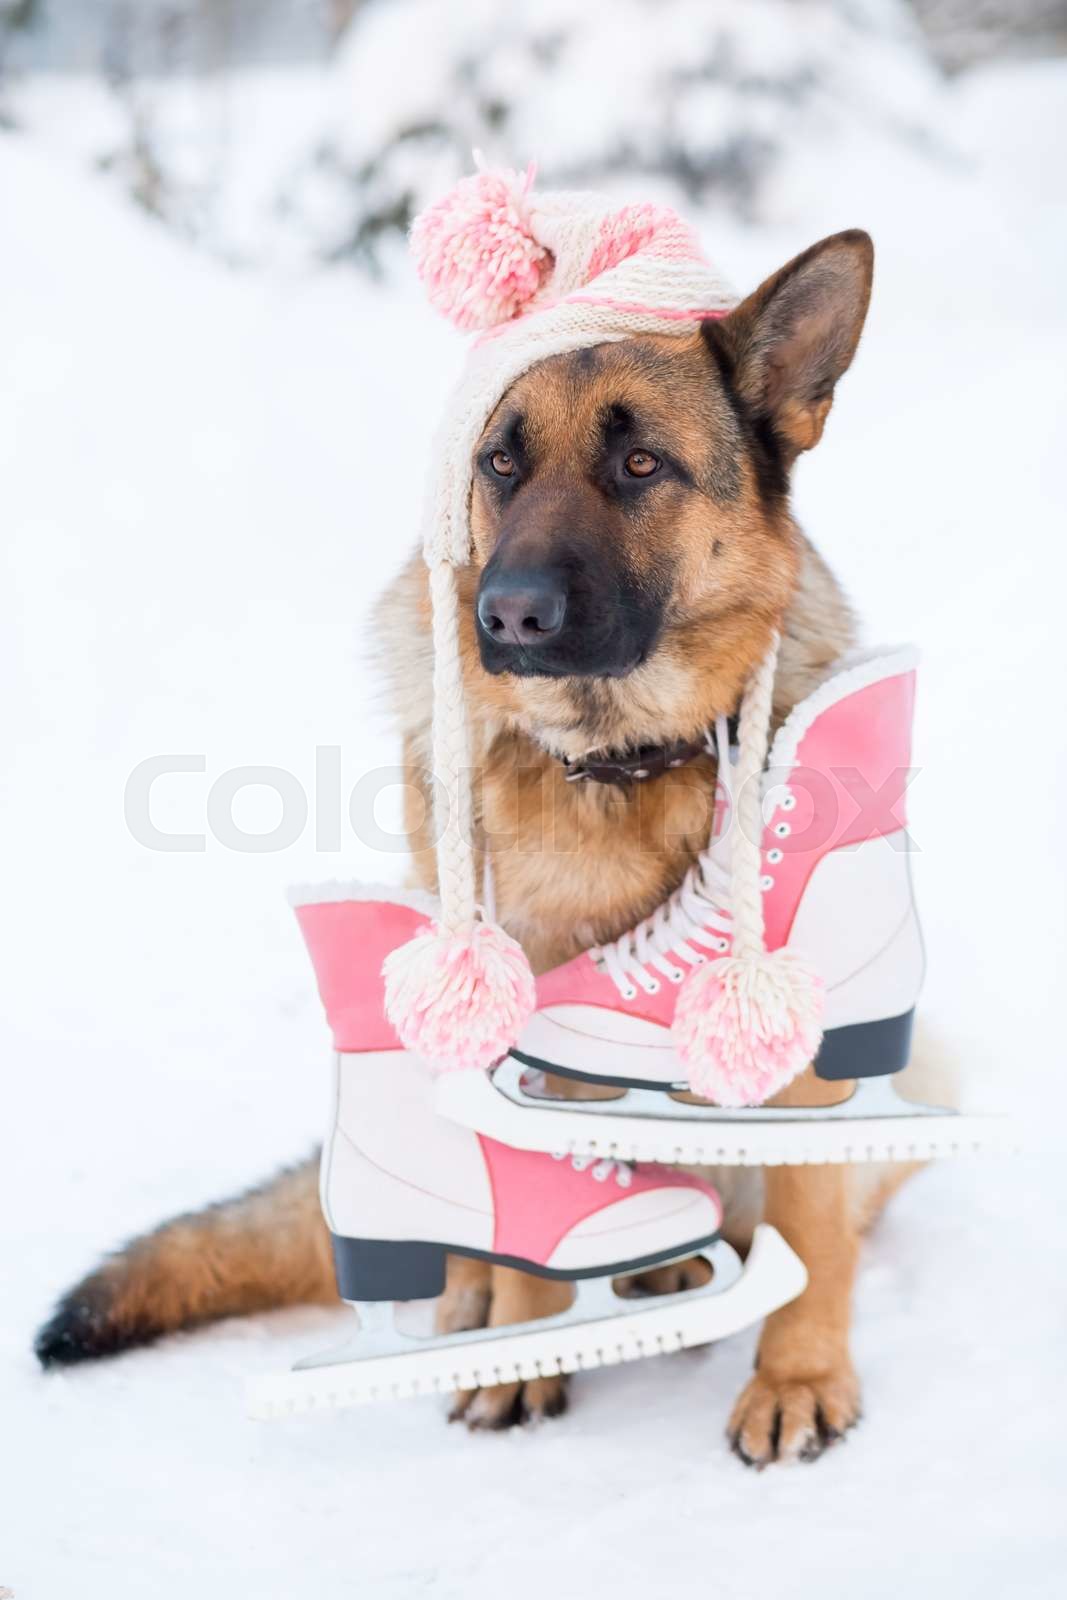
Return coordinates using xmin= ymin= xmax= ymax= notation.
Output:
xmin=246 ymin=890 xmax=806 ymax=1419
xmin=436 ymin=648 xmax=1006 ymax=1166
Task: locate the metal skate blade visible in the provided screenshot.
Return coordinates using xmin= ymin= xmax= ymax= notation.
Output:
xmin=433 ymin=1059 xmax=1017 ymax=1167
xmin=245 ymin=1226 xmax=805 ymax=1420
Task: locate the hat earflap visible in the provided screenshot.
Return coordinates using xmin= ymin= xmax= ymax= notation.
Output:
xmin=672 ymin=634 xmax=825 ymax=1107
xmin=382 ymin=559 xmax=536 ymax=1072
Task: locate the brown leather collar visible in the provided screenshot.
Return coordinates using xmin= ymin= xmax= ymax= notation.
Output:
xmin=562 ymin=734 xmax=711 ymax=790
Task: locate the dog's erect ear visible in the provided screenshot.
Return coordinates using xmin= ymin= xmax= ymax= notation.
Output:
xmin=711 ymin=230 xmax=873 ymax=460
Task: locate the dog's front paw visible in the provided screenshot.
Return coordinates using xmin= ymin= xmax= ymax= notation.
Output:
xmin=727 ymin=1360 xmax=860 ymax=1468
xmin=439 ymin=1260 xmax=571 ymax=1431
xmin=450 ymin=1374 xmax=568 ymax=1430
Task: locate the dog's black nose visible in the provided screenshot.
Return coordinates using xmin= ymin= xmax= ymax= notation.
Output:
xmin=476 ymin=571 xmax=567 ymax=647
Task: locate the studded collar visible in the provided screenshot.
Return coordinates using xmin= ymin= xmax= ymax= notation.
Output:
xmin=560 ymin=733 xmax=716 ymax=790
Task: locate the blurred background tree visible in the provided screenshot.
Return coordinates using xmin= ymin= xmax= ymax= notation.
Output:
xmin=2 ymin=0 xmax=1064 ymax=264
xmin=5 ymin=0 xmax=1064 ymax=73
xmin=912 ymin=0 xmax=1067 ymax=69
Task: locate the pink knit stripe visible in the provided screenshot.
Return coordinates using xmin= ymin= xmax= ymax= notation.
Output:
xmin=584 ymin=203 xmax=702 ymax=281
xmin=643 ymin=237 xmax=706 ymax=260
xmin=564 ymin=295 xmax=730 ymax=321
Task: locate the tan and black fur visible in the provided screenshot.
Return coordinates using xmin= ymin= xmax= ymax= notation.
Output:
xmin=37 ymin=230 xmax=922 ymax=1465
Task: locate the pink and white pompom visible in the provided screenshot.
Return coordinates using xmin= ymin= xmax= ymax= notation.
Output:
xmin=672 ymin=949 xmax=825 ymax=1108
xmin=382 ymin=917 xmax=536 ymax=1073
xmin=410 ymin=165 xmax=550 ymax=331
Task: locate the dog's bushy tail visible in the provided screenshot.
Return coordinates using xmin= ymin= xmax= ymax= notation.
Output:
xmin=34 ymin=1153 xmax=336 ymax=1369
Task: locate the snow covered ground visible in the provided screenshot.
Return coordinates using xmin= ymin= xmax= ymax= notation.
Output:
xmin=3 ymin=50 xmax=1067 ymax=1600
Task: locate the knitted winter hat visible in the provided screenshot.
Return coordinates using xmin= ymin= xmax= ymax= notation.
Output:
xmin=382 ymin=162 xmax=823 ymax=1103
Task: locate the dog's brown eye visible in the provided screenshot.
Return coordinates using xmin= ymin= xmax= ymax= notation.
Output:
xmin=625 ymin=450 xmax=659 ymax=478
xmin=490 ymin=450 xmax=515 ymax=477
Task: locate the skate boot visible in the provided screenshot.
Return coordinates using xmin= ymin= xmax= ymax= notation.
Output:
xmin=246 ymin=889 xmax=806 ymax=1419
xmin=436 ymin=647 xmax=1007 ymax=1166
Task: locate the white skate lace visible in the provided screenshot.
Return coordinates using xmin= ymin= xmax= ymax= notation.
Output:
xmin=597 ymin=716 xmax=735 ymax=1001
xmin=552 ymin=1151 xmax=634 ymax=1188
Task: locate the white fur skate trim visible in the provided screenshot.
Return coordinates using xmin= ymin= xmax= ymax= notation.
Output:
xmin=767 ymin=643 xmax=920 ymax=776
xmin=286 ymin=880 xmax=441 ymax=916
xmin=245 ymin=1227 xmax=805 ymax=1419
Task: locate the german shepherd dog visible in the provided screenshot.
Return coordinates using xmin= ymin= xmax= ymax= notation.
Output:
xmin=36 ymin=230 xmax=916 ymax=1465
